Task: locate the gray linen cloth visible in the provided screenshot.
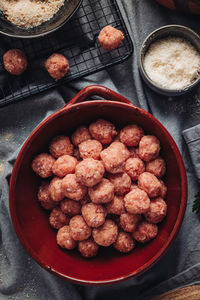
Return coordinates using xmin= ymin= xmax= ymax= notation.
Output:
xmin=1 ymin=1 xmax=200 ymax=299
xmin=183 ymin=124 xmax=200 ymax=179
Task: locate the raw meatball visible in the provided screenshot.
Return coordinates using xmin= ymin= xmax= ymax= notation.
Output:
xmin=81 ymin=203 xmax=106 ymax=227
xmin=100 ymin=142 xmax=130 ymax=174
xmin=45 ymin=53 xmax=69 ymax=80
xmin=52 ymin=155 xmax=78 ymax=177
xmin=56 ymin=225 xmax=77 ymax=250
xmin=49 ymin=207 xmax=69 ymax=229
xmin=107 ymin=172 xmax=131 ymax=195
xmin=144 ymin=197 xmax=167 ymax=224
xmin=146 ymin=157 xmax=166 ymax=178
xmin=71 ymin=126 xmax=91 ymax=146
xmin=32 ymin=153 xmax=55 ymax=178
xmin=138 ymin=135 xmax=160 ymax=162
xmin=78 ymin=238 xmax=99 ymax=258
xmin=49 ymin=135 xmax=73 ymax=158
xmin=62 ymin=174 xmax=87 ymax=201
xmin=3 ymin=49 xmax=27 ymax=75
xmin=78 ymin=140 xmax=102 ymax=160
xmin=106 ymin=195 xmax=125 ymax=215
xmin=120 ymin=125 xmax=144 ymax=147
xmin=120 ymin=213 xmax=141 ymax=232
xmin=75 ymin=158 xmax=104 ymax=187
xmin=159 ymin=179 xmax=167 ymax=198
xmin=113 ymin=133 xmax=120 ymax=142
xmin=138 ymin=172 xmax=161 ymax=198
xmin=125 ymin=157 xmax=145 ymax=181
xmin=69 ymin=215 xmax=91 ymax=241
xmin=98 ymin=25 xmax=124 ymax=51
xmin=130 ymin=183 xmax=138 ymax=190
xmin=88 ymin=178 xmax=114 ymax=204
xmin=114 ymin=231 xmax=135 ymax=253
xmin=80 ymin=194 xmax=91 ymax=206
xmin=92 ymin=219 xmax=118 ymax=247
xmin=124 ymin=188 xmax=150 ymax=214
xmin=37 ymin=181 xmax=56 ymax=210
xmin=128 ymin=147 xmax=139 ymax=158
xmin=133 ymin=221 xmax=158 ymax=243
xmin=49 ymin=177 xmax=64 ymax=202
xmin=89 ymin=119 xmax=117 ymax=144
xmin=60 ymin=198 xmax=81 ymax=216
xmin=73 ymin=148 xmax=82 ymax=161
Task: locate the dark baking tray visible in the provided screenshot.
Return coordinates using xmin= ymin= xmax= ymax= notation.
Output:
xmin=0 ymin=0 xmax=133 ymax=107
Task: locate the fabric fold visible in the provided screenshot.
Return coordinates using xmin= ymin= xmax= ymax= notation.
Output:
xmin=183 ymin=124 xmax=200 ymax=179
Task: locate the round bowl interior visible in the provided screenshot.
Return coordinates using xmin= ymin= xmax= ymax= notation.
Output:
xmin=0 ymin=0 xmax=82 ymax=38
xmin=139 ymin=25 xmax=200 ymax=96
xmin=9 ymin=101 xmax=187 ymax=285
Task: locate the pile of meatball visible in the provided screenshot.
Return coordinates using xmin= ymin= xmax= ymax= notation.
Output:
xmin=3 ymin=25 xmax=124 ymax=80
xmin=32 ymin=119 xmax=167 ymax=258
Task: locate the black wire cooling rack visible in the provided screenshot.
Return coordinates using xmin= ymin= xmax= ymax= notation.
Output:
xmin=0 ymin=0 xmax=133 ymax=107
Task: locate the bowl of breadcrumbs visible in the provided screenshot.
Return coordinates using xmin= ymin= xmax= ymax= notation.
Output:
xmin=139 ymin=25 xmax=200 ymax=96
xmin=0 ymin=0 xmax=82 ymax=38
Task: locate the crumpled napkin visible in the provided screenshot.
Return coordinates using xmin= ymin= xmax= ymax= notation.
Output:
xmin=183 ymin=124 xmax=200 ymax=179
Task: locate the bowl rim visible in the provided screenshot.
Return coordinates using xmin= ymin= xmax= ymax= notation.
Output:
xmin=9 ymin=99 xmax=188 ymax=285
xmin=0 ymin=0 xmax=83 ymax=39
xmin=139 ymin=24 xmax=200 ymax=96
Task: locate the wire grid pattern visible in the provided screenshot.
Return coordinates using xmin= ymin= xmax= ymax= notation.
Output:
xmin=0 ymin=0 xmax=133 ymax=107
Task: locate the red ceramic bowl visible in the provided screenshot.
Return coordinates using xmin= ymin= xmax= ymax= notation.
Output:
xmin=9 ymin=85 xmax=187 ymax=285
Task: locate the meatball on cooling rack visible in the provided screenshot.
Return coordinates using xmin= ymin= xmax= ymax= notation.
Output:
xmin=3 ymin=49 xmax=28 ymax=75
xmin=45 ymin=53 xmax=69 ymax=80
xmin=98 ymin=25 xmax=124 ymax=51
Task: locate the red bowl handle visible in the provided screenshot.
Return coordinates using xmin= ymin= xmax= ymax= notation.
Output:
xmin=62 ymin=85 xmax=133 ymax=107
